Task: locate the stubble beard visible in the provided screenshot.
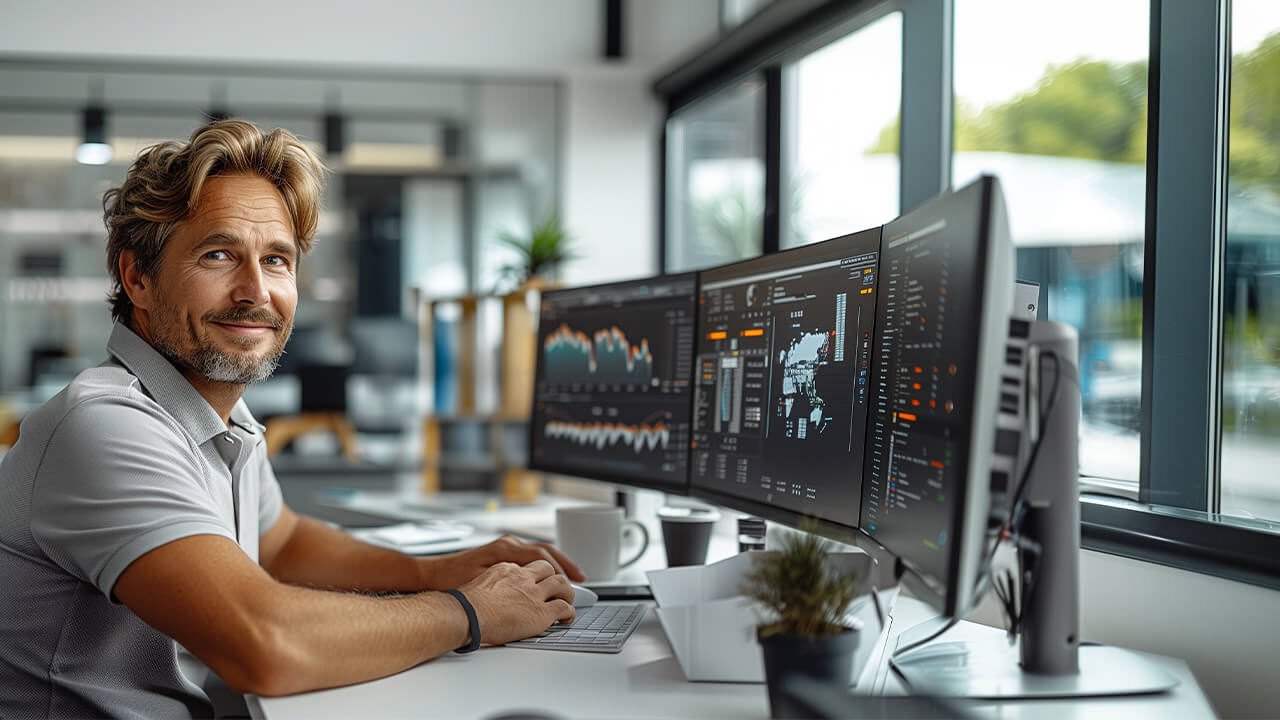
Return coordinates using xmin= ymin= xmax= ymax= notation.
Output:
xmin=151 ymin=303 xmax=292 ymax=385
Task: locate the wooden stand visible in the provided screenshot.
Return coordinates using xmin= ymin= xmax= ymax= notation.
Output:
xmin=264 ymin=412 xmax=360 ymax=462
xmin=419 ymin=280 xmax=551 ymax=502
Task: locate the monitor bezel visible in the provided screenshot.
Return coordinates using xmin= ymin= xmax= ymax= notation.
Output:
xmin=686 ymin=226 xmax=884 ymax=539
xmin=855 ymin=175 xmax=1014 ymax=618
xmin=526 ymin=271 xmax=700 ymax=497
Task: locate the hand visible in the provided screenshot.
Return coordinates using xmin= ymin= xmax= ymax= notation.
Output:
xmin=422 ymin=534 xmax=586 ymax=589
xmin=459 ymin=560 xmax=575 ymax=646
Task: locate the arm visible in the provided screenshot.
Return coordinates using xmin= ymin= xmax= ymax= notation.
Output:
xmin=114 ymin=534 xmax=574 ymax=697
xmin=258 ymin=504 xmax=585 ymax=592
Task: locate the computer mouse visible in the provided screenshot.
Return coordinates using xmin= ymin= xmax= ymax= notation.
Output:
xmin=569 ymin=583 xmax=597 ymax=608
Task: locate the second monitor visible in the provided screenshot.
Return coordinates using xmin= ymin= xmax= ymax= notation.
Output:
xmin=689 ymin=228 xmax=883 ymax=535
xmin=529 ymin=273 xmax=699 ymax=494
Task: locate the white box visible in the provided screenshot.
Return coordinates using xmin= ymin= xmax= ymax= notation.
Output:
xmin=647 ymin=550 xmax=889 ymax=684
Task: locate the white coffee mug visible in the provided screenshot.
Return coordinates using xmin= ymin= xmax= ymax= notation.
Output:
xmin=555 ymin=505 xmax=650 ymax=581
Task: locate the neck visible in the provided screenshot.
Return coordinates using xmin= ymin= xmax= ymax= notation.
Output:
xmin=179 ymin=370 xmax=246 ymax=425
xmin=129 ymin=316 xmax=244 ymax=425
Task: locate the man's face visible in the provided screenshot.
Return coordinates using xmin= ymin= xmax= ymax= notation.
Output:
xmin=142 ymin=172 xmax=299 ymax=385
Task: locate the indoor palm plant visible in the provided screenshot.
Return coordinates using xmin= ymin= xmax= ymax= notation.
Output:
xmin=494 ymin=211 xmax=578 ymax=292
xmin=740 ymin=525 xmax=861 ymax=719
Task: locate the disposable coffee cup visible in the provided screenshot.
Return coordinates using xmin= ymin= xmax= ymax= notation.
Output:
xmin=657 ymin=505 xmax=721 ymax=567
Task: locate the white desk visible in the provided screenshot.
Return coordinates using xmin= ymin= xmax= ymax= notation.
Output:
xmin=250 ymin=594 xmax=1213 ymax=720
xmin=251 ymin=492 xmax=1216 ymax=719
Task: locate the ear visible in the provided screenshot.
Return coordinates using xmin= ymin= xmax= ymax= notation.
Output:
xmin=119 ymin=249 xmax=154 ymax=313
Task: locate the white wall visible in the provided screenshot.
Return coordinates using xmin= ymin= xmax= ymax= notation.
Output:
xmin=560 ymin=73 xmax=661 ymax=286
xmin=1079 ymin=550 xmax=1280 ymax=719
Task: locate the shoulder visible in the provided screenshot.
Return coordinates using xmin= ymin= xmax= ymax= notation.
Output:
xmin=22 ymin=364 xmax=192 ymax=458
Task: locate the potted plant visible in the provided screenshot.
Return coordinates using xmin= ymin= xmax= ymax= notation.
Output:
xmin=740 ymin=525 xmax=861 ymax=719
xmin=494 ymin=211 xmax=578 ymax=293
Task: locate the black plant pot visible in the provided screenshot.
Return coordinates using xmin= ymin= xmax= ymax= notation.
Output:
xmin=757 ymin=627 xmax=859 ymax=719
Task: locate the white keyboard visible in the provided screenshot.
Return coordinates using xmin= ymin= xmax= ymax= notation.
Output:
xmin=507 ymin=604 xmax=646 ymax=653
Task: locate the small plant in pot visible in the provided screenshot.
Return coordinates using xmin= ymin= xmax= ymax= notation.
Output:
xmin=740 ymin=525 xmax=860 ymax=719
xmin=494 ymin=211 xmax=578 ymax=293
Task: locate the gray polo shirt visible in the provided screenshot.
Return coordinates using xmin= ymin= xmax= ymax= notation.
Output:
xmin=0 ymin=322 xmax=283 ymax=719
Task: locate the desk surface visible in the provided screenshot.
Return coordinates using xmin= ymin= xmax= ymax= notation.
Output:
xmin=252 ymin=491 xmax=1216 ymax=720
xmin=251 ymin=596 xmax=1213 ymax=720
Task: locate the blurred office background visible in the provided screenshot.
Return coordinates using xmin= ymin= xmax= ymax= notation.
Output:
xmin=0 ymin=0 xmax=723 ymax=511
xmin=2 ymin=1 xmax=1280 ymax=715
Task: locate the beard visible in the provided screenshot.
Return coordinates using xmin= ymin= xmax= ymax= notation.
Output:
xmin=150 ymin=302 xmax=292 ymax=385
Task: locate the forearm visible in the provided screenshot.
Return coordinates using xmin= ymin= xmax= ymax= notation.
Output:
xmin=262 ymin=515 xmax=433 ymax=592
xmin=245 ymin=584 xmax=469 ymax=696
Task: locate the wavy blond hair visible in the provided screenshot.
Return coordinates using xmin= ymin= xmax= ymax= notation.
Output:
xmin=103 ymin=119 xmax=327 ymax=323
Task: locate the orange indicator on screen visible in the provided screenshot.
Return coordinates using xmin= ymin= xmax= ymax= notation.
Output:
xmin=741 ymin=329 xmax=764 ymax=337
xmin=899 ymin=412 xmax=917 ymax=422
xmin=930 ymin=460 xmax=945 ymax=469
xmin=911 ymin=399 xmax=920 ymax=407
xmin=708 ymin=331 xmax=727 ymax=340
xmin=912 ymin=382 xmax=921 ymax=390
xmin=913 ymin=366 xmax=923 ymax=374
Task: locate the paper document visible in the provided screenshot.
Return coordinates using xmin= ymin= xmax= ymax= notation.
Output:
xmin=350 ymin=521 xmax=488 ymax=554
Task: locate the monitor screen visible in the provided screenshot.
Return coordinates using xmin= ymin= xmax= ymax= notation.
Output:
xmin=688 ymin=228 xmax=883 ymax=536
xmin=528 ymin=273 xmax=698 ymax=494
xmin=858 ymin=175 xmax=1013 ymax=616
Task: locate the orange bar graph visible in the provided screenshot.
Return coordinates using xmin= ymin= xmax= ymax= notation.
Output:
xmin=898 ymin=412 xmax=917 ymax=422
xmin=740 ymin=329 xmax=764 ymax=337
xmin=708 ymin=331 xmax=727 ymax=340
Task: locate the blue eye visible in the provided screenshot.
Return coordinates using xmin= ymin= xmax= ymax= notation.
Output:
xmin=204 ymin=250 xmax=230 ymax=261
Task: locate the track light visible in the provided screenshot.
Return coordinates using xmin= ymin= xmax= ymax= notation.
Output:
xmin=75 ymin=105 xmax=112 ymax=165
xmin=324 ymin=112 xmax=345 ymax=159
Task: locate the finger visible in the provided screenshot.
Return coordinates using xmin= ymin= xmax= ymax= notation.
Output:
xmin=527 ymin=546 xmax=567 ymax=578
xmin=547 ymin=598 xmax=575 ymax=626
xmin=537 ymin=572 xmax=573 ymax=602
xmin=537 ymin=542 xmax=586 ymax=582
xmin=523 ymin=558 xmax=556 ymax=581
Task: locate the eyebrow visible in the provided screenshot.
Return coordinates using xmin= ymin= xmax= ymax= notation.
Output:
xmin=192 ymin=233 xmax=299 ymax=261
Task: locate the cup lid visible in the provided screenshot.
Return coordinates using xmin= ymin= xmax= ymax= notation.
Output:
xmin=657 ymin=505 xmax=720 ymax=522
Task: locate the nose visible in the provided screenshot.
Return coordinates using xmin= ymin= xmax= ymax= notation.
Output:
xmin=231 ymin=261 xmax=270 ymax=306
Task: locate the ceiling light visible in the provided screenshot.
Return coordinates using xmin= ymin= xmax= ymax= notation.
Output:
xmin=324 ymin=112 xmax=345 ymax=159
xmin=75 ymin=106 xmax=112 ymax=165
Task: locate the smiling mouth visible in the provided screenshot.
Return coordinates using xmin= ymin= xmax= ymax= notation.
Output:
xmin=213 ymin=322 xmax=275 ymax=337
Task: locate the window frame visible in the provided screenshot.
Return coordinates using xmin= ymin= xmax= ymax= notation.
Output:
xmin=653 ymin=0 xmax=1280 ymax=590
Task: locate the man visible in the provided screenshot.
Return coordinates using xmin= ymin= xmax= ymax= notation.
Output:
xmin=0 ymin=119 xmax=583 ymax=718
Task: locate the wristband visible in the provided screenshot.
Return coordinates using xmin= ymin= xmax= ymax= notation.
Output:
xmin=443 ymin=589 xmax=481 ymax=653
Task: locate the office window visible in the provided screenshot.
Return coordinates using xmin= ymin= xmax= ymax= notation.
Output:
xmin=665 ymin=78 xmax=765 ymax=272
xmin=784 ymin=11 xmax=901 ymax=249
xmin=953 ymin=0 xmax=1150 ymax=488
xmin=1222 ymin=2 xmax=1280 ymax=523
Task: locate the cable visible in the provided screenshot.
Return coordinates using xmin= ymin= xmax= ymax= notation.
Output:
xmin=970 ymin=349 xmax=1062 ymax=638
xmin=1005 ymin=351 xmax=1062 ymax=519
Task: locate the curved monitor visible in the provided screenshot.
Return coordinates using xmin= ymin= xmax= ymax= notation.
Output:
xmin=528 ymin=273 xmax=698 ymax=494
xmin=687 ymin=227 xmax=883 ymax=539
xmin=857 ymin=175 xmax=1014 ymax=618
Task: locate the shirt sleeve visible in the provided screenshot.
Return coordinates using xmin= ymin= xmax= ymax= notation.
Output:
xmin=256 ymin=450 xmax=284 ymax=534
xmin=29 ymin=394 xmax=235 ymax=602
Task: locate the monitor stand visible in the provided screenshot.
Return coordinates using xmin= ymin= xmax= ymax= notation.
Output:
xmin=892 ymin=637 xmax=1178 ymax=699
xmin=893 ymin=320 xmax=1178 ymax=699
